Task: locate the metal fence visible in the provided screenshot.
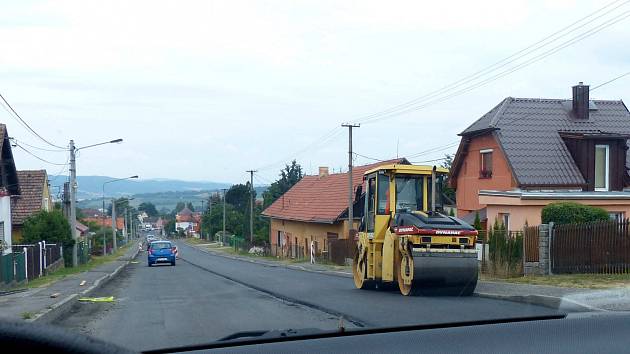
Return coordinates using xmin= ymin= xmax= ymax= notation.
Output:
xmin=524 ymin=226 xmax=540 ymax=262
xmin=9 ymin=243 xmax=63 ymax=281
xmin=0 ymin=251 xmax=27 ymax=284
xmin=552 ymin=219 xmax=630 ymax=274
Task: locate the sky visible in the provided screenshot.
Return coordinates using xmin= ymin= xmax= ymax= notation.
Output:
xmin=1 ymin=0 xmax=628 ymax=186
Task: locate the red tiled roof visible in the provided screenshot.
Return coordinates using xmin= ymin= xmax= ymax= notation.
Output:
xmin=11 ymin=170 xmax=47 ymax=226
xmin=262 ymin=159 xmax=406 ymax=224
xmin=82 ymin=216 xmax=125 ymax=230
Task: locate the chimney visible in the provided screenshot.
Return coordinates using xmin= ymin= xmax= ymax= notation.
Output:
xmin=318 ymin=166 xmax=329 ymax=178
xmin=572 ymin=82 xmax=590 ymax=120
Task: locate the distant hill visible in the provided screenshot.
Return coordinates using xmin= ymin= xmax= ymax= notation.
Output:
xmin=76 ymin=177 xmax=269 ymax=212
xmin=75 ymin=176 xmax=232 ymax=200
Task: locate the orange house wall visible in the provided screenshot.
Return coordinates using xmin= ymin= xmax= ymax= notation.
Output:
xmin=455 ymin=133 xmax=516 ymax=217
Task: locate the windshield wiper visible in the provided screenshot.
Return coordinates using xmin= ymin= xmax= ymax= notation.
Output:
xmin=143 ymin=314 xmax=565 ymax=354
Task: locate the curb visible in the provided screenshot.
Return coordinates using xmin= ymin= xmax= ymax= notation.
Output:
xmin=183 ymin=241 xmax=353 ymax=279
xmin=476 ymin=292 xmax=562 ymax=309
xmin=30 ymin=246 xmax=140 ymax=324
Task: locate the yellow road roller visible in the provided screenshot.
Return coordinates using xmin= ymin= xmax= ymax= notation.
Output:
xmin=353 ymin=164 xmax=478 ymax=296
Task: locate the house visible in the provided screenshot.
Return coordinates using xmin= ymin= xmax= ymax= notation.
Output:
xmin=0 ymin=124 xmax=19 ymax=255
xmin=451 ymin=82 xmax=630 ymax=230
xmin=76 ymin=221 xmax=89 ymax=237
xmin=11 ymin=170 xmax=53 ymax=243
xmin=175 ymin=207 xmax=198 ymax=235
xmin=262 ymin=159 xmax=407 ymax=257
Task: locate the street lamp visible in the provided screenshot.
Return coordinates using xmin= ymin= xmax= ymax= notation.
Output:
xmin=69 ymin=138 xmax=123 ymax=267
xmin=102 ymin=176 xmax=138 ymax=255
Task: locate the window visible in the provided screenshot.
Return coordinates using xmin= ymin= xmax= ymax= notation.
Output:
xmin=480 ymin=149 xmax=493 ymax=178
xmin=395 ymin=176 xmax=423 ymax=212
xmin=376 ymin=173 xmax=390 ymax=215
xmin=608 ymin=212 xmax=624 ymax=223
xmin=366 ymin=176 xmax=376 ymax=232
xmin=427 ymin=174 xmax=445 ymax=212
xmin=595 ymin=145 xmax=609 ymax=191
xmin=498 ymin=213 xmax=510 ymax=230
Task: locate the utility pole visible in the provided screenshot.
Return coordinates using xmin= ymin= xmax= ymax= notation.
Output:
xmin=69 ymin=140 xmax=78 ymax=267
xmin=125 ymin=208 xmax=129 ymax=244
xmin=246 ymin=170 xmax=257 ymax=244
xmin=341 ymin=123 xmax=360 ymax=238
xmin=200 ymin=199 xmax=205 ymax=239
xmin=207 ymin=197 xmax=212 ymax=241
xmin=222 ymin=188 xmax=227 ymax=246
xmin=111 ymin=199 xmax=117 ymax=252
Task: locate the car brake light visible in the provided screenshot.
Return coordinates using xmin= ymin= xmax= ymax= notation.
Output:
xmin=172 ymin=247 xmax=177 ymax=253
xmin=148 ymin=249 xmax=153 ymax=255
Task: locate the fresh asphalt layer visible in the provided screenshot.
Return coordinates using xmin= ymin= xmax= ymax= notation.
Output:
xmin=55 ymin=241 xmax=560 ymax=352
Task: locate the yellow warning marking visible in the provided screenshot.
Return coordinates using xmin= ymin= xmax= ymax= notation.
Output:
xmin=79 ymin=280 xmax=87 ymax=286
xmin=78 ymin=296 xmax=115 ymax=302
xmin=130 ymin=261 xmax=140 ymax=264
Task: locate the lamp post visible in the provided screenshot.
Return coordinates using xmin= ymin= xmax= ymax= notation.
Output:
xmin=69 ymin=138 xmax=123 ymax=267
xmin=102 ymin=176 xmax=138 ymax=255
xmin=112 ymin=197 xmax=134 ymax=252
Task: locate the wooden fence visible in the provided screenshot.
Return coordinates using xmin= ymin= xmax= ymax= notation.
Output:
xmin=523 ymin=226 xmax=539 ymax=262
xmin=552 ymin=219 xmax=630 ymax=274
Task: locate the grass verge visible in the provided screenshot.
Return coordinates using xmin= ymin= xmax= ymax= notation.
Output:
xmin=22 ymin=243 xmax=133 ymax=289
xmin=482 ymin=273 xmax=630 ymax=289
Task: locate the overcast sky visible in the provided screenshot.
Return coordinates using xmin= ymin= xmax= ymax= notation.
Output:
xmin=1 ymin=0 xmax=628 ymax=186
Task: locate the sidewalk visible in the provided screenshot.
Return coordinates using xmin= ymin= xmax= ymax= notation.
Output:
xmin=185 ymin=240 xmax=605 ymax=311
xmin=0 ymin=243 xmax=139 ymax=323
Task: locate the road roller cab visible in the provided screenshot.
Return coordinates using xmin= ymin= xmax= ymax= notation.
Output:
xmin=353 ymin=164 xmax=479 ymax=296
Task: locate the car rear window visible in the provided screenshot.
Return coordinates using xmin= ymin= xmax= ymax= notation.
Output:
xmin=151 ymin=242 xmax=171 ymax=249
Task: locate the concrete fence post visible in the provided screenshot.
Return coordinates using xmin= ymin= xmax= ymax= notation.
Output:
xmin=38 ymin=241 xmax=43 ymax=277
xmin=548 ymin=222 xmax=554 ymax=275
xmin=23 ymin=247 xmax=28 ymax=283
xmin=538 ymin=224 xmax=550 ymax=275
xmin=43 ymin=240 xmax=47 ymax=270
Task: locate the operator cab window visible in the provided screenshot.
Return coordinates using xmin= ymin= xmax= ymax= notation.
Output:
xmin=377 ymin=173 xmax=390 ymax=215
xmin=366 ymin=176 xmax=376 ymax=232
xmin=395 ymin=176 xmax=423 ymax=212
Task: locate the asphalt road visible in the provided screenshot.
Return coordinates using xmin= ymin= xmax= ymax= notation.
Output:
xmin=55 ymin=240 xmax=560 ymax=352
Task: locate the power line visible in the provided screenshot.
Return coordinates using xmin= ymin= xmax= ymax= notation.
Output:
xmin=13 ymin=142 xmax=69 ymax=166
xmin=352 ymin=0 xmax=629 ymax=125
xmin=405 ymin=140 xmax=460 ymax=159
xmin=0 ymin=92 xmax=66 ymax=149
xmin=358 ymin=5 xmax=630 ymax=125
xmin=256 ymin=127 xmax=343 ymax=171
xmin=353 ymin=152 xmax=389 ymax=162
xmin=9 ymin=137 xmax=67 ymax=152
xmin=591 ymin=70 xmax=630 ymax=91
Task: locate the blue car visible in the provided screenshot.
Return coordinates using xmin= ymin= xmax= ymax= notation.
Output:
xmin=148 ymin=241 xmax=176 ymax=267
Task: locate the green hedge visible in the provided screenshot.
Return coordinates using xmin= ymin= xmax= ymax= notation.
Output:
xmin=541 ymin=202 xmax=609 ymax=225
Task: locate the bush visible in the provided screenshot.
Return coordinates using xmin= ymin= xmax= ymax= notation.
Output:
xmin=541 ymin=202 xmax=609 ymax=225
xmin=488 ymin=219 xmax=522 ymax=276
xmin=22 ymin=210 xmax=74 ymax=266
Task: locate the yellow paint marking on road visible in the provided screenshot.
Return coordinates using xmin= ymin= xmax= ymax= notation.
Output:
xmin=50 ymin=292 xmax=61 ymax=298
xmin=130 ymin=261 xmax=140 ymax=264
xmin=78 ymin=296 xmax=115 ymax=303
xmin=79 ymin=280 xmax=87 ymax=286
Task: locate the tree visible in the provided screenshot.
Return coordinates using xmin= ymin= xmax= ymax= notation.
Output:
xmin=440 ymin=154 xmax=456 ymax=203
xmin=186 ymin=202 xmax=195 ymax=212
xmin=138 ymin=202 xmax=158 ymax=217
xmin=107 ymin=197 xmax=131 ymax=217
xmin=22 ymin=210 xmax=74 ymax=266
xmin=226 ymin=183 xmax=252 ymax=214
xmin=263 ymin=160 xmax=303 ymax=208
xmin=173 ymin=202 xmax=186 ymax=215
xmin=201 ymin=202 xmax=244 ymax=239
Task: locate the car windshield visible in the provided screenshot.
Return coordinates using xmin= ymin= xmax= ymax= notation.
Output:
xmin=151 ymin=242 xmax=171 ymax=249
xmin=3 ymin=1 xmax=630 ymax=352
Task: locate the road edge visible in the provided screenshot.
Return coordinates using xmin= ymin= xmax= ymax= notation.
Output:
xmin=30 ymin=246 xmax=140 ymax=324
xmin=184 ymin=241 xmax=353 ymax=279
